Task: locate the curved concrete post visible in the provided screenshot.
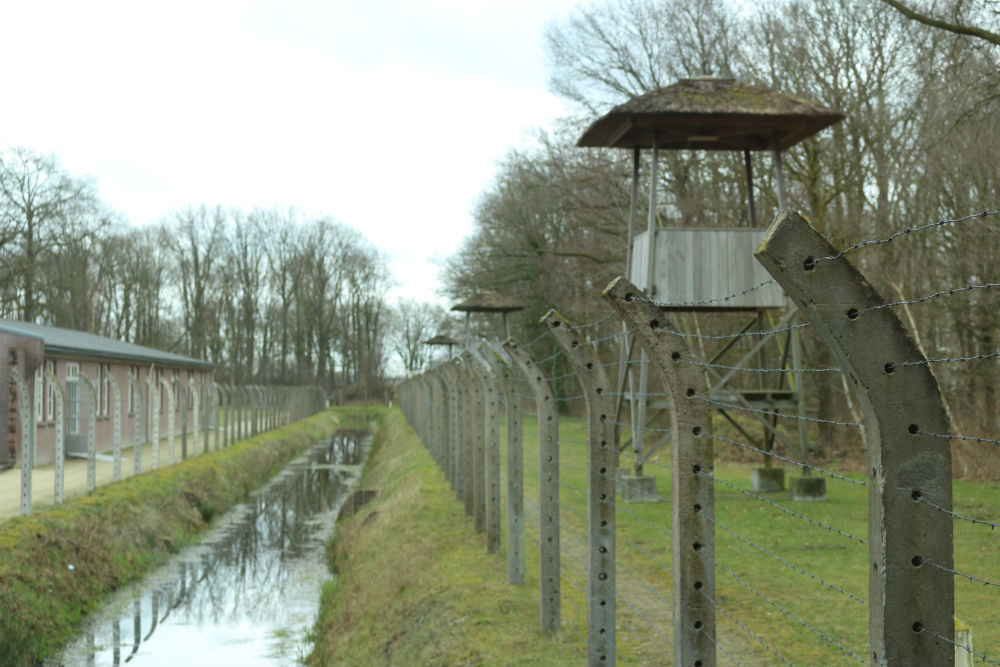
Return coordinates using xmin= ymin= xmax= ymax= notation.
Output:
xmin=10 ymin=368 xmax=35 ymax=515
xmin=190 ymin=380 xmax=202 ymax=454
xmin=45 ymin=369 xmax=65 ymax=503
xmin=160 ymin=377 xmax=176 ymax=466
xmin=452 ymin=360 xmax=476 ymax=517
xmin=476 ymin=344 xmax=506 ymax=555
xmin=441 ymin=361 xmax=466 ymax=501
xmin=437 ymin=363 xmax=459 ymax=491
xmin=147 ymin=371 xmax=160 ymax=469
xmin=604 ymin=277 xmax=716 ymax=667
xmin=221 ymin=385 xmax=232 ymax=448
xmin=473 ymin=345 xmax=503 ymax=554
xmin=504 ymin=337 xmax=561 ymax=635
xmin=250 ymin=385 xmax=260 ymax=437
xmin=484 ymin=340 xmax=525 ymax=585
xmin=543 ymin=310 xmax=619 ymax=667
xmin=462 ymin=352 xmax=489 ymax=534
xmin=78 ymin=371 xmax=98 ymax=493
xmin=756 ymin=210 xmax=953 ymax=666
xmin=212 ymin=383 xmax=222 ymax=451
xmin=127 ymin=373 xmax=143 ymax=475
xmin=108 ymin=374 xmax=123 ymax=481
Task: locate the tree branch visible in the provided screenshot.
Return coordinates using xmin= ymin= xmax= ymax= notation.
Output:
xmin=879 ymin=0 xmax=1000 ymax=45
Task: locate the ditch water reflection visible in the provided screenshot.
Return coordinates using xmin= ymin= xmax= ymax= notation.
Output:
xmin=50 ymin=429 xmax=372 ymax=667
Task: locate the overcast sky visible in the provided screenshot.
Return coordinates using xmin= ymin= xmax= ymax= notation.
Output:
xmin=0 ymin=0 xmax=580 ymax=305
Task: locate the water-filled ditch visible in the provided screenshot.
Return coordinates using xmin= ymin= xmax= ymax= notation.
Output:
xmin=49 ymin=429 xmax=372 ymax=667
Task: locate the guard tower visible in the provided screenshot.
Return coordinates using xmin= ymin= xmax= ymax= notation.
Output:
xmin=578 ymin=77 xmax=844 ymax=498
xmin=451 ymin=292 xmax=524 ymax=346
xmin=423 ymin=334 xmax=459 ymax=364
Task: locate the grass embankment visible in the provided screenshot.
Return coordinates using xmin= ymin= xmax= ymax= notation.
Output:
xmin=0 ymin=406 xmax=366 ymax=667
xmin=307 ymin=408 xmax=580 ymax=667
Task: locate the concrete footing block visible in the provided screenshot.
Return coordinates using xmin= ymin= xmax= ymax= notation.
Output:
xmin=789 ymin=476 xmax=827 ymax=501
xmin=751 ymin=467 xmax=785 ymax=492
xmin=620 ymin=475 xmax=659 ymax=502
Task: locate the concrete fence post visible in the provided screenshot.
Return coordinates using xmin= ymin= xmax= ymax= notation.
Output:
xmin=147 ymin=372 xmax=159 ymax=469
xmin=190 ymin=381 xmax=201 ymax=454
xmin=432 ymin=372 xmax=451 ymax=485
xmin=604 ymin=276 xmax=716 ymax=667
xmin=469 ymin=349 xmax=500 ymax=553
xmin=473 ymin=345 xmax=503 ymax=554
xmin=10 ymin=368 xmax=34 ymax=516
xmin=460 ymin=353 xmax=487 ymax=532
xmin=181 ymin=385 xmax=189 ymax=460
xmin=497 ymin=342 xmax=526 ymax=586
xmin=109 ymin=375 xmax=122 ymax=481
xmin=160 ymin=378 xmax=176 ymax=466
xmin=543 ymin=310 xmax=619 ymax=667
xmin=79 ymin=371 xmax=98 ymax=493
xmin=455 ymin=359 xmax=479 ymax=519
xmin=504 ymin=337 xmax=561 ymax=635
xmin=127 ymin=373 xmax=143 ymax=475
xmin=755 ymin=210 xmax=953 ymax=667
xmin=440 ymin=361 xmax=466 ymax=503
xmin=46 ymin=370 xmax=65 ymax=503
xmin=435 ymin=366 xmax=457 ymax=490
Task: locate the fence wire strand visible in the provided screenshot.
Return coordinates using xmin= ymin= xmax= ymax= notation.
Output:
xmin=810 ymin=209 xmax=1000 ymax=264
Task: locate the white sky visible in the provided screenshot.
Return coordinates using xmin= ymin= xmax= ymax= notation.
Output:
xmin=0 ymin=0 xmax=579 ymax=305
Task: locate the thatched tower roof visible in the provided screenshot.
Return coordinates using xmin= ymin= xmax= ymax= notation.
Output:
xmin=577 ymin=78 xmax=844 ymax=151
xmin=423 ymin=334 xmax=459 ymax=346
xmin=451 ymin=292 xmax=524 ymax=313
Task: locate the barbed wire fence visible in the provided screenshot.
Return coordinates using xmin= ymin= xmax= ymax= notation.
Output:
xmin=7 ymin=378 xmax=326 ymax=517
xmin=398 ymin=208 xmax=1000 ymax=666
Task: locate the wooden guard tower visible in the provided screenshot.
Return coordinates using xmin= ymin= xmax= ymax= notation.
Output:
xmin=578 ymin=77 xmax=844 ymax=497
xmin=451 ymin=292 xmax=524 ymax=348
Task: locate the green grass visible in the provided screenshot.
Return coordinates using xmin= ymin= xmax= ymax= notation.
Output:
xmin=307 ymin=409 xmax=582 ymax=667
xmin=504 ymin=415 xmax=1000 ymax=666
xmin=309 ymin=408 xmax=1000 ymax=666
xmin=0 ymin=406 xmax=367 ymax=667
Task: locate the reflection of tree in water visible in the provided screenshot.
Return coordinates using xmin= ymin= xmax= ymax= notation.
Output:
xmin=70 ymin=431 xmax=370 ymax=667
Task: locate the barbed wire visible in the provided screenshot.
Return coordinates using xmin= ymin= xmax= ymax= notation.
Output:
xmin=586 ymin=329 xmax=629 ymax=346
xmin=859 ymin=281 xmax=1000 ymax=315
xmin=702 ymin=471 xmax=868 ymax=544
xmin=653 ymin=321 xmax=811 ymax=341
xmin=632 ymin=279 xmax=779 ymax=308
xmin=607 ymin=417 xmax=672 ymax=435
xmin=916 ymin=429 xmax=1000 ymax=447
xmin=699 ymin=623 xmax=743 ymax=667
xmin=922 ymin=558 xmax=1000 ymax=588
xmin=916 ymin=495 xmax=1000 ymax=529
xmin=710 ymin=516 xmax=866 ymax=604
xmin=924 ymin=628 xmax=1000 ymax=666
xmin=706 ymin=432 xmax=867 ymax=486
xmin=692 ymin=394 xmax=862 ymax=428
xmin=710 ymin=555 xmax=867 ymax=664
xmin=523 ymin=329 xmax=550 ymax=348
xmin=534 ymin=349 xmax=564 ymax=366
xmin=700 ymin=588 xmax=795 ymax=667
xmin=678 ymin=358 xmax=839 ymax=374
xmin=896 ymin=350 xmax=1000 ymax=367
xmin=560 ymin=312 xmax=615 ymax=331
xmin=810 ymin=209 xmax=1000 ymax=265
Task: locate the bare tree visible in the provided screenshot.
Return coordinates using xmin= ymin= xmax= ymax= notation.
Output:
xmin=0 ymin=147 xmax=102 ymax=321
xmin=390 ymin=299 xmax=448 ymax=373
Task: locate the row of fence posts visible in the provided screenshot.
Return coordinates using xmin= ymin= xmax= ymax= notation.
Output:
xmin=398 ymin=211 xmax=955 ymax=667
xmin=11 ymin=376 xmax=327 ymax=517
